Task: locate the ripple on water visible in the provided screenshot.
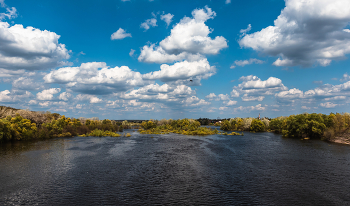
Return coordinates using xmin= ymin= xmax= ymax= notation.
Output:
xmin=1 ymin=133 xmax=350 ymax=205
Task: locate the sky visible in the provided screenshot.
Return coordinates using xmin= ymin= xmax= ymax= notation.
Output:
xmin=0 ymin=0 xmax=350 ymax=120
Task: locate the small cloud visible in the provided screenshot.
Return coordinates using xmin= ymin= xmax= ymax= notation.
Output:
xmin=320 ymin=102 xmax=337 ymax=108
xmin=225 ymin=0 xmax=231 ymax=4
xmin=160 ymin=13 xmax=174 ymax=27
xmin=205 ymin=93 xmax=216 ymax=99
xmin=79 ymin=51 xmax=86 ymax=55
xmin=129 ymin=49 xmax=135 ymax=57
xmin=111 ymin=28 xmax=132 ymax=40
xmin=331 ymin=78 xmax=338 ymax=81
xmin=231 ymin=58 xmax=264 ymax=67
xmin=0 ymin=0 xmax=6 ymax=7
xmin=240 ymin=24 xmax=251 ymax=36
xmin=140 ymin=18 xmax=157 ymax=31
xmin=0 ymin=6 xmax=17 ymax=20
xmin=312 ymin=80 xmax=323 ymax=85
xmin=226 ymin=100 xmax=237 ymax=106
xmin=282 ymin=67 xmax=294 ymax=72
xmin=340 ymin=73 xmax=350 ymax=82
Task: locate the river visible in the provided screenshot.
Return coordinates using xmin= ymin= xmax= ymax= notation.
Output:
xmin=1 ymin=130 xmax=350 ymax=205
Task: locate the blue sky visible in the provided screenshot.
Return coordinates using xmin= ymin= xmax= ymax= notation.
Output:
xmin=0 ymin=0 xmax=350 ymax=120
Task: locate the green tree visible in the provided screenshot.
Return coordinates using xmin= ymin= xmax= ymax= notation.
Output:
xmin=250 ymin=119 xmax=265 ymax=132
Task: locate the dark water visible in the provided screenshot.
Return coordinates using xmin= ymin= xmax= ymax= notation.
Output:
xmin=1 ymin=131 xmax=350 ymax=205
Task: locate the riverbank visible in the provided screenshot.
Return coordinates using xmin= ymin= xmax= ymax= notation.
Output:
xmin=330 ymin=130 xmax=350 ymax=145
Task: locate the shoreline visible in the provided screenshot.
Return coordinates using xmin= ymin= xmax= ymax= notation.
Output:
xmin=329 ymin=137 xmax=350 ymax=145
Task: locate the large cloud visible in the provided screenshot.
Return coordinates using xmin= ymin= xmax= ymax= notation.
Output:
xmin=115 ymin=83 xmax=209 ymax=109
xmin=0 ymin=22 xmax=70 ymax=70
xmin=142 ymin=59 xmax=215 ymax=85
xmin=232 ymin=75 xmax=287 ymax=101
xmin=239 ymin=0 xmax=350 ymax=67
xmin=0 ymin=89 xmax=32 ymax=103
xmin=138 ymin=6 xmax=227 ymax=63
xmin=275 ymin=80 xmax=350 ymax=105
xmin=44 ymin=62 xmax=149 ymax=94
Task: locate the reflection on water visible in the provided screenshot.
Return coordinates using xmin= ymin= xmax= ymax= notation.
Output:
xmin=1 ymin=131 xmax=350 ymax=205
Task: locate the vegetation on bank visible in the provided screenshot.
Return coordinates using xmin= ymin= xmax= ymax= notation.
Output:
xmin=0 ymin=113 xmax=132 ymax=143
xmin=219 ymin=113 xmax=350 ymax=141
xmin=1 ymin=106 xmax=349 ymax=144
xmin=139 ymin=119 xmax=243 ymax=136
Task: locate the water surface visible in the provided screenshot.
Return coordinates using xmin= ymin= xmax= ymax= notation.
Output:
xmin=1 ymin=131 xmax=349 ymax=205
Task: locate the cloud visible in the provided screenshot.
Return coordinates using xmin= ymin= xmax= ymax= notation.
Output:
xmin=142 ymin=59 xmax=215 ymax=84
xmin=12 ymin=77 xmax=43 ymax=91
xmin=138 ymin=6 xmax=227 ymax=63
xmin=0 ymin=22 xmax=70 ymax=70
xmin=226 ymin=100 xmax=237 ymax=106
xmin=111 ymin=28 xmax=132 ymax=40
xmin=0 ymin=6 xmax=17 ymax=20
xmin=44 ymin=62 xmax=149 ymax=94
xmin=205 ymin=93 xmax=216 ymax=99
xmin=232 ymin=58 xmax=264 ymax=67
xmin=231 ymin=75 xmax=287 ymax=103
xmin=239 ymin=0 xmax=350 ymax=67
xmin=36 ymin=88 xmax=61 ymax=100
xmin=240 ymin=76 xmax=284 ymax=90
xmin=0 ymin=90 xmax=12 ymax=102
xmin=241 ymin=94 xmax=265 ymax=101
xmin=0 ymin=0 xmax=5 ymax=7
xmin=160 ymin=13 xmax=174 ymax=27
xmin=320 ymin=102 xmax=338 ymax=108
xmin=225 ymin=0 xmax=231 ymax=4
xmin=275 ymin=88 xmax=304 ymax=102
xmin=340 ymin=73 xmax=350 ymax=82
xmin=231 ymin=89 xmax=239 ymax=97
xmin=140 ymin=18 xmax=157 ymax=31
xmin=217 ymin=94 xmax=230 ymax=101
xmin=138 ymin=44 xmax=204 ymax=64
xmin=58 ymin=92 xmax=72 ymax=101
xmin=240 ymin=24 xmax=251 ymax=36
xmin=75 ymin=94 xmax=102 ymax=104
xmin=313 ymin=80 xmax=323 ymax=85
xmin=0 ymin=68 xmax=25 ymax=77
xmin=234 ymin=104 xmax=266 ymax=112
xmin=0 ymin=90 xmax=33 ymax=103
xmin=275 ymin=80 xmax=350 ymax=104
xmin=129 ymin=49 xmax=135 ymax=57
xmin=115 ymin=83 xmax=210 ymax=110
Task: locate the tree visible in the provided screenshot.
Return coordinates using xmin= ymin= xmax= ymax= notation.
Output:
xmin=220 ymin=120 xmax=231 ymax=131
xmin=250 ymin=119 xmax=265 ymax=132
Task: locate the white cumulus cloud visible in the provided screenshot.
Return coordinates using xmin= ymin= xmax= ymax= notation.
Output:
xmin=0 ymin=22 xmax=70 ymax=70
xmin=138 ymin=6 xmax=227 ymax=63
xmin=111 ymin=28 xmax=132 ymax=40
xmin=239 ymin=0 xmax=350 ymax=67
xmin=36 ymin=88 xmax=61 ymax=100
xmin=140 ymin=18 xmax=157 ymax=31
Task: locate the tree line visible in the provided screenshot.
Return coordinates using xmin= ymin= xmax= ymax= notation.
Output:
xmin=219 ymin=113 xmax=350 ymax=140
xmin=0 ymin=113 xmax=131 ymax=143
